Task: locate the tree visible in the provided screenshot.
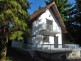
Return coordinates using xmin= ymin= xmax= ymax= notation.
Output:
xmin=38 ymin=6 xmax=43 ymax=10
xmin=0 ymin=0 xmax=30 ymax=61
xmin=63 ymin=0 xmax=81 ymax=44
xmin=68 ymin=0 xmax=81 ymax=44
xmin=44 ymin=0 xmax=74 ymax=20
xmin=75 ymin=0 xmax=81 ymax=11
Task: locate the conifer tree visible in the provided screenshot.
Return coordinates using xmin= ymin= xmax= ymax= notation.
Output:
xmin=44 ymin=0 xmax=74 ymax=20
xmin=69 ymin=0 xmax=81 ymax=44
xmin=0 ymin=0 xmax=30 ymax=61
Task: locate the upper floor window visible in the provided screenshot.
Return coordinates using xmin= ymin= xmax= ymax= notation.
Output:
xmin=46 ymin=19 xmax=53 ymax=31
xmin=46 ymin=19 xmax=52 ymax=24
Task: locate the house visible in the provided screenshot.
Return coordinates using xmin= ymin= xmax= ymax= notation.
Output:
xmin=28 ymin=2 xmax=66 ymax=50
xmin=12 ymin=2 xmax=66 ymax=50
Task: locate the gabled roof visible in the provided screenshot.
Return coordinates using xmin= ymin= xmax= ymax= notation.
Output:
xmin=28 ymin=2 xmax=66 ymax=33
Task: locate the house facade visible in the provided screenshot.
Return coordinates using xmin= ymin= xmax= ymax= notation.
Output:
xmin=28 ymin=2 xmax=66 ymax=50
xmin=31 ymin=9 xmax=62 ymax=49
xmin=12 ymin=2 xmax=66 ymax=51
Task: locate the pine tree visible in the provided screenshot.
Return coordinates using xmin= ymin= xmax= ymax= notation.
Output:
xmin=0 ymin=0 xmax=30 ymax=61
xmin=63 ymin=0 xmax=81 ymax=44
xmin=69 ymin=0 xmax=81 ymax=44
xmin=44 ymin=0 xmax=74 ymax=21
xmin=75 ymin=0 xmax=81 ymax=11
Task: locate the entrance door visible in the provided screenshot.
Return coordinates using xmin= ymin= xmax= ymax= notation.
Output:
xmin=54 ymin=36 xmax=58 ymax=48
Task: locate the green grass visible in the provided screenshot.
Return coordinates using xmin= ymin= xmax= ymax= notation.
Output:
xmin=6 ymin=57 xmax=12 ymax=61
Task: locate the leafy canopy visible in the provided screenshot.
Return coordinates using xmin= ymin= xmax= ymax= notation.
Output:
xmin=0 ymin=0 xmax=30 ymax=41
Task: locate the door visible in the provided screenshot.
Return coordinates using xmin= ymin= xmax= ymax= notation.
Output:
xmin=54 ymin=36 xmax=58 ymax=48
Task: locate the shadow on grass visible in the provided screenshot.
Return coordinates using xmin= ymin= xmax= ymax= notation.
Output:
xmin=6 ymin=48 xmax=81 ymax=61
xmin=6 ymin=48 xmax=34 ymax=61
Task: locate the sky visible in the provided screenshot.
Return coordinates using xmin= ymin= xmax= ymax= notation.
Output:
xmin=28 ymin=0 xmax=75 ymax=14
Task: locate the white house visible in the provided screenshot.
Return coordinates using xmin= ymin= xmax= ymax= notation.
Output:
xmin=27 ymin=2 xmax=66 ymax=50
xmin=12 ymin=2 xmax=66 ymax=50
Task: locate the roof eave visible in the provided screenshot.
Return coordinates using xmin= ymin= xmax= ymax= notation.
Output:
xmin=50 ymin=2 xmax=67 ymax=33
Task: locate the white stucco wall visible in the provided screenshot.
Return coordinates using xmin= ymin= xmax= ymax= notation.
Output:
xmin=32 ymin=9 xmax=62 ymax=49
xmin=32 ymin=9 xmax=61 ymax=33
xmin=12 ymin=8 xmax=63 ymax=50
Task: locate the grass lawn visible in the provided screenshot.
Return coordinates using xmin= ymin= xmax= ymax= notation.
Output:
xmin=6 ymin=48 xmax=34 ymax=61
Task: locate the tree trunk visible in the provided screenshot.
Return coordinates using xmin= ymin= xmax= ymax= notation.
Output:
xmin=0 ymin=46 xmax=7 ymax=61
xmin=7 ymin=40 xmax=12 ymax=49
xmin=0 ymin=37 xmax=8 ymax=61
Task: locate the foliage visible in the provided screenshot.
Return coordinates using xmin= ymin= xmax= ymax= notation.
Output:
xmin=44 ymin=0 xmax=74 ymax=20
xmin=0 ymin=0 xmax=30 ymax=41
xmin=0 ymin=0 xmax=30 ymax=61
xmin=61 ymin=0 xmax=81 ymax=44
xmin=67 ymin=0 xmax=81 ymax=44
xmin=38 ymin=6 xmax=43 ymax=10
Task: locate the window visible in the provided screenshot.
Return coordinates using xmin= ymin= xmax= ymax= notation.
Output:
xmin=46 ymin=19 xmax=52 ymax=24
xmin=46 ymin=19 xmax=53 ymax=31
xmin=43 ymin=36 xmax=49 ymax=42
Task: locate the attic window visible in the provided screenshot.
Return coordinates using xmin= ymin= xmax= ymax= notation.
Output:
xmin=46 ymin=19 xmax=53 ymax=30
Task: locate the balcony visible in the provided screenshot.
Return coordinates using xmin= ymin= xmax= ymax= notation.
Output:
xmin=39 ymin=24 xmax=61 ymax=35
